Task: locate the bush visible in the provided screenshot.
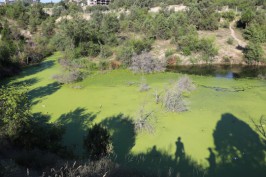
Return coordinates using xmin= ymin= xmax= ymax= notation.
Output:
xmin=163 ymin=89 xmax=187 ymax=113
xmin=221 ymin=11 xmax=236 ymax=22
xmin=198 ymin=37 xmax=218 ymax=63
xmin=165 ymin=49 xmax=175 ymax=58
xmin=177 ymin=76 xmax=196 ymax=93
xmin=139 ymin=77 xmax=150 ymax=92
xmin=220 ymin=20 xmax=230 ymax=28
xmin=227 ymin=38 xmax=234 ymax=45
xmin=117 ymin=39 xmax=153 ymax=66
xmin=130 ymin=52 xmax=166 ymax=74
xmin=44 ymin=158 xmax=115 ymax=177
xmin=53 ymin=71 xmax=83 ymax=84
xmin=84 ymin=124 xmax=112 ymax=160
xmin=129 ymin=39 xmax=153 ymax=55
xmin=98 ymin=60 xmax=110 ymax=71
xmin=100 ymin=46 xmax=113 ymax=58
xmin=244 ymin=42 xmax=265 ymax=64
xmin=163 ymin=76 xmax=196 ymax=112
xmin=134 ymin=106 xmax=156 ymax=134
xmin=116 ymin=46 xmax=134 ymax=66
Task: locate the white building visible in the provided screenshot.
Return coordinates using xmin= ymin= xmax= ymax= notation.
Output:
xmin=87 ymin=0 xmax=111 ymax=6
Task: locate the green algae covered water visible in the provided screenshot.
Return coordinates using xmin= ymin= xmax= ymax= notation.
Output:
xmin=2 ymin=53 xmax=266 ymax=177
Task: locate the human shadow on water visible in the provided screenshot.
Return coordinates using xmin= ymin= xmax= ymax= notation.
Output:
xmin=101 ymin=114 xmax=205 ymax=177
xmin=206 ymin=148 xmax=216 ymax=177
xmin=56 ymin=108 xmax=97 ymax=156
xmin=175 ymin=137 xmax=185 ymax=163
xmin=28 ymin=82 xmax=61 ymax=105
xmin=212 ymin=113 xmax=266 ymax=177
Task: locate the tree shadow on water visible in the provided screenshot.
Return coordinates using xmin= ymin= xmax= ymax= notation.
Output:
xmin=101 ymin=114 xmax=136 ymax=163
xmin=6 ymin=77 xmax=40 ymax=87
xmin=28 ymin=82 xmax=61 ymax=105
xmin=56 ymin=108 xmax=97 ymax=156
xmin=21 ymin=60 xmax=55 ymax=77
xmin=212 ymin=113 xmax=266 ymax=177
xmin=101 ymin=114 xmax=205 ymax=177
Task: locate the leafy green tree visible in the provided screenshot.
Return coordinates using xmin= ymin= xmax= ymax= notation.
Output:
xmin=0 ymin=86 xmax=64 ymax=150
xmin=244 ymin=42 xmax=265 ymax=64
xmin=243 ymin=24 xmax=266 ymax=43
xmin=239 ymin=9 xmax=255 ymax=28
xmin=198 ymin=37 xmax=218 ymax=63
xmin=1 ymin=21 xmax=12 ymax=42
xmin=0 ymin=86 xmax=31 ymax=141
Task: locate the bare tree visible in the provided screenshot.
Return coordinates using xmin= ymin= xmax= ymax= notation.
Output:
xmin=52 ymin=70 xmax=83 ymax=84
xmin=163 ymin=89 xmax=187 ymax=112
xmin=130 ymin=52 xmax=166 ymax=74
xmin=139 ymin=77 xmax=150 ymax=92
xmin=162 ymin=76 xmax=195 ymax=112
xmin=134 ymin=105 xmax=156 ymax=134
xmin=176 ymin=75 xmax=196 ymax=93
xmin=153 ymin=89 xmax=162 ymax=104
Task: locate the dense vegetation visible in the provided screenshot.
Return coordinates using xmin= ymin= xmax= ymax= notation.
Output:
xmin=1 ymin=0 xmax=265 ymax=80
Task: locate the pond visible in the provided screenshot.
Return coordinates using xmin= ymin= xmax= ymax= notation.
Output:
xmin=168 ymin=65 xmax=266 ymax=79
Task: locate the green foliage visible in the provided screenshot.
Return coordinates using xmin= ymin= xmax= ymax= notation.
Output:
xmin=198 ymin=37 xmax=218 ymax=63
xmin=178 ymin=33 xmax=199 ymax=56
xmin=41 ymin=18 xmax=56 ymax=37
xmin=165 ymin=49 xmax=175 ymax=57
xmin=221 ymin=10 xmax=236 ymax=22
xmin=0 ymin=86 xmax=31 ymax=139
xmin=84 ymin=124 xmax=112 ymax=160
xmin=28 ymin=3 xmax=48 ymax=32
xmin=239 ymin=9 xmax=256 ymax=28
xmin=244 ymin=42 xmax=265 ymax=64
xmin=100 ymin=45 xmax=113 ymax=58
xmin=227 ymin=37 xmax=234 ymax=45
xmin=117 ymin=38 xmax=153 ymax=66
xmin=243 ymin=24 xmax=266 ymax=43
xmin=98 ymin=60 xmax=110 ymax=71
xmin=187 ymin=0 xmax=220 ymax=30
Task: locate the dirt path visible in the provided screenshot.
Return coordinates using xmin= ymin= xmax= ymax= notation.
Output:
xmin=229 ymin=20 xmax=247 ymax=48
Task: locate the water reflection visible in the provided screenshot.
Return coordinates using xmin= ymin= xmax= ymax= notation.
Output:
xmin=168 ymin=65 xmax=266 ymax=79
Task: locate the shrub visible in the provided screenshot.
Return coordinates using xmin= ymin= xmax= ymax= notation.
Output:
xmin=52 ymin=71 xmax=83 ymax=84
xmin=227 ymin=38 xmax=234 ymax=45
xmin=165 ymin=49 xmax=175 ymax=58
xmin=98 ymin=60 xmax=110 ymax=71
xmin=116 ymin=46 xmax=134 ymax=67
xmin=163 ymin=89 xmax=187 ymax=113
xmin=244 ymin=42 xmax=265 ymax=64
xmin=176 ymin=76 xmax=196 ymax=93
xmin=198 ymin=37 xmax=218 ymax=63
xmin=221 ymin=11 xmax=236 ymax=22
xmin=163 ymin=76 xmax=196 ymax=112
xmin=220 ymin=20 xmax=230 ymax=28
xmin=129 ymin=39 xmax=153 ymax=55
xmin=100 ymin=46 xmax=113 ymax=58
xmin=134 ymin=106 xmax=156 ymax=134
xmin=117 ymin=39 xmax=153 ymax=66
xmin=84 ymin=124 xmax=112 ymax=160
xmin=130 ymin=52 xmax=166 ymax=74
xmin=139 ymin=77 xmax=150 ymax=92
